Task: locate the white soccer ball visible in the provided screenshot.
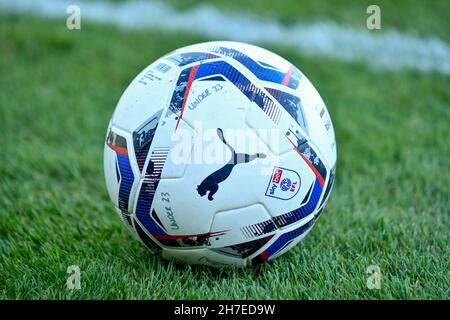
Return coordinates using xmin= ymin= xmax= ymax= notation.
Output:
xmin=104 ymin=41 xmax=337 ymax=267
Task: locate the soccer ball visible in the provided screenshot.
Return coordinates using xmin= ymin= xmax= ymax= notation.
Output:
xmin=104 ymin=41 xmax=336 ymax=268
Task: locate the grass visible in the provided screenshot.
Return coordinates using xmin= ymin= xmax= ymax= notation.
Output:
xmin=166 ymin=0 xmax=450 ymax=42
xmin=0 ymin=13 xmax=449 ymax=299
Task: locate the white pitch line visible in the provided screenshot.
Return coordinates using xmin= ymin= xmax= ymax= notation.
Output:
xmin=1 ymin=0 xmax=449 ymax=75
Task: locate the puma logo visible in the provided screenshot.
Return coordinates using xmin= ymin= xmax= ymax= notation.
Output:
xmin=196 ymin=128 xmax=266 ymax=201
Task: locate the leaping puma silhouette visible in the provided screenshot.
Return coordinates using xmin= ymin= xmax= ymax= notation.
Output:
xmin=196 ymin=128 xmax=266 ymax=201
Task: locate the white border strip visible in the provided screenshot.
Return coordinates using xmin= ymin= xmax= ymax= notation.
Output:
xmin=1 ymin=0 xmax=450 ymax=75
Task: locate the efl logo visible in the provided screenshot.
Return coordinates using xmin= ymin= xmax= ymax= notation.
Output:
xmin=265 ymin=166 xmax=301 ymax=200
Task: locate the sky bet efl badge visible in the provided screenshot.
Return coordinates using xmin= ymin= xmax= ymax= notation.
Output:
xmin=265 ymin=166 xmax=301 ymax=200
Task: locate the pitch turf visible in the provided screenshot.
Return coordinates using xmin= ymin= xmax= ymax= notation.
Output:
xmin=0 ymin=13 xmax=449 ymax=299
xmin=168 ymin=0 xmax=450 ymax=42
